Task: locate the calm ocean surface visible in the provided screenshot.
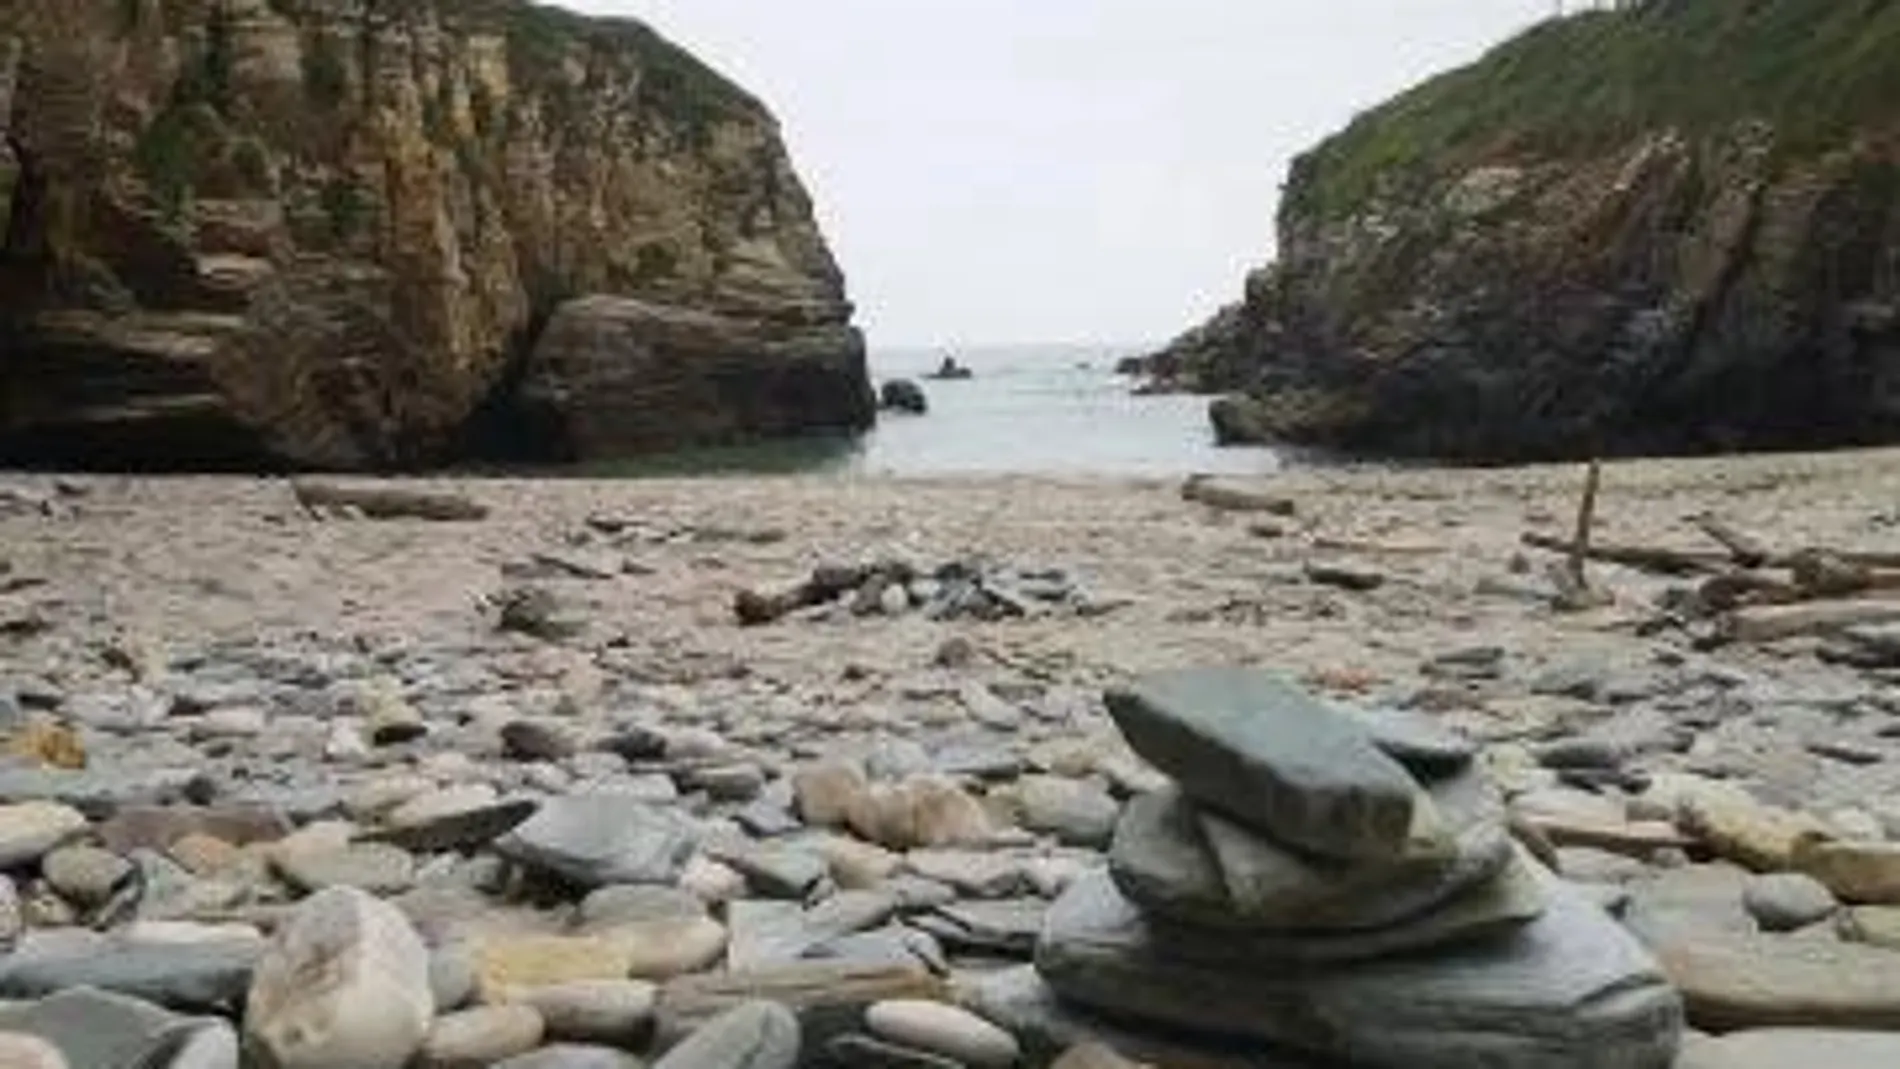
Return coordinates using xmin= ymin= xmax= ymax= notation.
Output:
xmin=587 ymin=344 xmax=1296 ymax=478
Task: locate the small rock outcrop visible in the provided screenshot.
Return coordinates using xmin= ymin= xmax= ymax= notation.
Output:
xmin=1149 ymin=0 xmax=1900 ymax=462
xmin=520 ymin=297 xmax=872 ymax=460
xmin=0 ymin=0 xmax=868 ymax=470
xmin=878 ymin=379 xmax=927 ymax=415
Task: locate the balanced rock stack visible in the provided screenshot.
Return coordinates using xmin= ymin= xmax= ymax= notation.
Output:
xmin=1032 ymin=668 xmax=1684 ymax=1067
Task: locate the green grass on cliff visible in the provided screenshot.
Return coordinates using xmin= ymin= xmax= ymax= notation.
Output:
xmin=1289 ymin=0 xmax=1900 ymax=220
xmin=460 ymin=0 xmax=761 ymax=141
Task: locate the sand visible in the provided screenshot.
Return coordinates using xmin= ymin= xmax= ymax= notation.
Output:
xmin=5 ymin=446 xmax=1900 ymax=817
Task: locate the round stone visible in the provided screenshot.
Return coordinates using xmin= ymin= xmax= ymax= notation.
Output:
xmin=507 ymin=979 xmax=657 ymax=1045
xmin=1743 ymin=873 xmax=1839 ymax=932
xmin=0 ymin=1032 xmax=66 ymax=1069
xmin=420 ymin=1006 xmax=546 ymax=1069
xmin=41 ymin=844 xmax=134 ymax=907
xmin=865 ymin=999 xmax=1021 ymax=1069
xmin=430 ymin=944 xmax=479 ymax=1012
xmin=275 ymin=841 xmax=417 ymax=895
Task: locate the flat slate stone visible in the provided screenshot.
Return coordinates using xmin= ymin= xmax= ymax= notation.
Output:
xmin=1344 ymin=706 xmax=1478 ymax=779
xmin=1138 ymin=851 xmax=1544 ymax=965
xmin=0 ymin=769 xmax=206 ymax=818
xmin=656 ymin=963 xmax=945 ymax=1048
xmin=0 ymin=985 xmax=232 ymax=1069
xmin=1676 ymin=1028 xmax=1900 ymax=1069
xmin=824 ymin=1032 xmax=962 ymax=1069
xmin=653 ymin=1000 xmax=799 ymax=1069
xmin=1110 ymin=762 xmax=1513 ymax=933
xmin=911 ymin=899 xmax=1045 ymax=959
xmin=493 ymin=1045 xmax=646 ymax=1069
xmin=1104 ymin=669 xmax=1421 ymax=861
xmin=1036 ymin=867 xmax=1682 ymax=1069
xmin=495 ymin=795 xmax=698 ymax=889
xmin=0 ymin=930 xmax=260 ymax=1011
xmin=966 ymin=966 xmax=1318 ymax=1069
xmin=359 ymin=798 xmax=537 ymax=853
xmin=1658 ymin=933 xmax=1900 ymax=1032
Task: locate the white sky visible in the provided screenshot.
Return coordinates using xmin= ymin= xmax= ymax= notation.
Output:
xmin=569 ymin=1 xmax=1555 ymax=347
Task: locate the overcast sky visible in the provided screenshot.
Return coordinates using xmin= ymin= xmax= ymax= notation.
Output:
xmin=570 ymin=1 xmax=1554 ymax=347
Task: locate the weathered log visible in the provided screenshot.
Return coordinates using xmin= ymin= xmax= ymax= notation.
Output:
xmin=1180 ymin=474 xmax=1297 ymax=515
xmin=1719 ymin=598 xmax=1900 ymax=644
xmin=1693 ymin=513 xmax=1771 ymax=568
xmin=291 ymin=480 xmax=489 ymax=521
xmin=1787 ymin=549 xmax=1876 ymax=598
xmin=1521 ymin=533 xmax=1729 ymax=576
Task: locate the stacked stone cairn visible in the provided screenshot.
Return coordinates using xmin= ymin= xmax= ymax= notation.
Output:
xmin=1030 ymin=668 xmax=1685 ymax=1067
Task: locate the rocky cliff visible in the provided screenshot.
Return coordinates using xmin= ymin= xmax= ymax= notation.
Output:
xmin=1153 ymin=0 xmax=1900 ymax=462
xmin=0 ymin=0 xmax=870 ymax=470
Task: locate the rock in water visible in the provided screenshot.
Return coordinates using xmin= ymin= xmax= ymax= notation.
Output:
xmin=1104 ymin=669 xmax=1421 ymax=861
xmin=879 ymin=380 xmax=928 ymax=415
xmin=245 ymin=887 xmax=434 ymax=1069
xmin=1035 ymin=867 xmax=1682 ymax=1067
xmin=494 ymin=795 xmax=699 ymax=889
xmin=653 ymin=1000 xmax=800 ymax=1069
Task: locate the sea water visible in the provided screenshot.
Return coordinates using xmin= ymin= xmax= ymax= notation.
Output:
xmin=587 ymin=344 xmax=1293 ymax=478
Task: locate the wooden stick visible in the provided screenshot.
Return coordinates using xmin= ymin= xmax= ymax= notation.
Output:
xmin=291 ymin=480 xmax=489 ymax=521
xmin=1520 ymin=533 xmax=1729 ymax=576
xmin=1568 ymin=458 xmax=1603 ymax=591
xmin=1693 ymin=513 xmax=1771 ymax=569
xmin=1718 ymin=598 xmax=1900 ymax=643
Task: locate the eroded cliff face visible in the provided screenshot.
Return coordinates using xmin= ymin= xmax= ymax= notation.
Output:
xmin=1154 ymin=2 xmax=1900 ymax=463
xmin=0 ymin=0 xmax=868 ymax=469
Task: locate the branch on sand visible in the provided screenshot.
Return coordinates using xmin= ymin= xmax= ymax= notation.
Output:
xmin=1520 ymin=482 xmax=1900 ymax=643
xmin=291 ymin=480 xmax=489 ymax=521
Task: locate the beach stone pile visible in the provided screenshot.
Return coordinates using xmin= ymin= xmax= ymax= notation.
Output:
xmin=735 ymin=557 xmax=1116 ymax=626
xmin=1023 ymin=668 xmax=1686 ymax=1067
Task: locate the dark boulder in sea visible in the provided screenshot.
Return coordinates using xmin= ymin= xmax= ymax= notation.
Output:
xmin=880 ymin=379 xmax=929 ymax=415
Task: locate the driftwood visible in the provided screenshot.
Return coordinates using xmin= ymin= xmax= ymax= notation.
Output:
xmin=1693 ymin=513 xmax=1771 ymax=568
xmin=1519 ymin=473 xmax=1900 ymax=643
xmin=1310 ymin=537 xmax=1443 ymax=556
xmin=1520 ymin=533 xmax=1729 ymax=576
xmin=1180 ymin=474 xmax=1297 ymax=516
xmin=1718 ymin=598 xmax=1900 ymax=644
xmin=292 ymin=480 xmax=489 ymax=521
xmin=1548 ymin=460 xmax=1614 ymax=611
